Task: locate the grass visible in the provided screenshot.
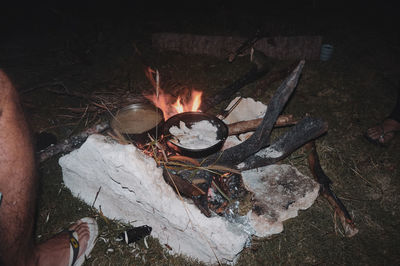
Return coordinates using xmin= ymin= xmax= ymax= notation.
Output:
xmin=1 ymin=3 xmax=399 ymax=265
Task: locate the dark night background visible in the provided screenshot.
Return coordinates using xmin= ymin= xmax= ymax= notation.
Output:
xmin=1 ymin=1 xmax=398 ymax=36
xmin=1 ymin=0 xmax=399 ymax=265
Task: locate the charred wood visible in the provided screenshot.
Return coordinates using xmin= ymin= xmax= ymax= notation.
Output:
xmin=305 ymin=141 xmax=358 ymax=237
xmin=201 ymin=61 xmax=297 ymax=113
xmin=238 ymin=116 xmax=328 ymax=170
xmin=201 ymin=65 xmax=269 ymax=113
xmin=202 ymin=60 xmax=305 ymax=166
xmin=162 ymin=167 xmax=206 ymax=198
xmin=37 ymin=121 xmax=110 ymax=163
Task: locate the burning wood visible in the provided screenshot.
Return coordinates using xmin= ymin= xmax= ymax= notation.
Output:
xmin=158 ymin=60 xmax=332 ymax=219
xmin=144 ymin=85 xmax=203 ymax=120
xmin=56 ymin=48 xmax=357 ymax=263
xmin=142 ymin=48 xmax=295 ymax=119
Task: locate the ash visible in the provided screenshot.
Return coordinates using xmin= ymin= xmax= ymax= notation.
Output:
xmin=169 ymin=120 xmax=219 ymax=149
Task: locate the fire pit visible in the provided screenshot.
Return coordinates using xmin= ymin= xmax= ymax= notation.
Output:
xmin=58 ymin=60 xmax=357 ymax=264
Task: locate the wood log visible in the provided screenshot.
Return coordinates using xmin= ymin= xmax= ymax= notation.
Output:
xmin=305 ymin=141 xmax=359 ymax=237
xmin=162 ymin=168 xmax=205 ymax=198
xmin=201 ymin=61 xmax=298 ymax=113
xmin=152 ymin=33 xmax=322 ymax=60
xmin=37 ymin=121 xmax=110 ymax=163
xmin=201 ymin=64 xmax=269 ymax=112
xmin=228 ymin=30 xmax=262 ymax=62
xmin=203 ymin=60 xmax=305 ymax=166
xmin=238 ymin=116 xmax=328 ymax=170
xmin=227 ymin=114 xmax=296 ymax=136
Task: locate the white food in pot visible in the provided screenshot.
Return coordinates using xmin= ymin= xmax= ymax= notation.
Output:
xmin=169 ymin=120 xmax=220 ymax=149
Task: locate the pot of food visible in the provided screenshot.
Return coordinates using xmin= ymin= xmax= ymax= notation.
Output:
xmin=163 ymin=112 xmax=228 ymax=158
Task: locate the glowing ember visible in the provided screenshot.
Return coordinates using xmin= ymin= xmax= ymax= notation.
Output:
xmin=145 ymin=88 xmax=203 ymax=119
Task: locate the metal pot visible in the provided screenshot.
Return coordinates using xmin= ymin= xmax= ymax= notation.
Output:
xmin=110 ymin=102 xmax=164 ymax=145
xmin=163 ymin=112 xmax=228 ymax=158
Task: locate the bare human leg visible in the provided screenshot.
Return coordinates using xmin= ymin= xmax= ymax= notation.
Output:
xmin=0 ymin=69 xmax=37 ymax=264
xmin=0 ymin=70 xmax=92 ymax=265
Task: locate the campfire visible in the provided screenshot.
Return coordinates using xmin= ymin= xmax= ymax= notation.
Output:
xmin=141 ymin=60 xmax=356 ymax=237
xmin=137 ymin=62 xmax=319 ymax=215
xmin=142 ymin=66 xmax=203 ymax=120
xmin=45 ymin=58 xmax=358 ymax=264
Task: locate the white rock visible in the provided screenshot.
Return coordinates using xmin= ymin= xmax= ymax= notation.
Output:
xmin=59 ymin=95 xmax=320 ymax=264
xmin=222 ymin=97 xmax=267 ymax=150
xmin=241 ymin=164 xmax=319 ymax=237
xmin=223 ymin=97 xmax=267 ymax=124
xmin=59 ymin=134 xmax=249 ymax=265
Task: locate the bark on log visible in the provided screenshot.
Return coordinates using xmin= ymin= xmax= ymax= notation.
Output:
xmin=201 ymin=61 xmax=298 ymax=114
xmin=227 ymin=114 xmax=296 ymax=136
xmin=162 ymin=168 xmax=205 ymax=198
xmin=203 ymin=60 xmax=305 ymax=166
xmin=201 ymin=64 xmax=269 ymax=112
xmin=228 ymin=30 xmax=261 ymax=62
xmin=152 ymin=33 xmax=322 ymax=60
xmin=37 ymin=121 xmax=110 ymax=163
xmin=238 ymin=116 xmax=328 ymax=170
xmin=305 ymin=141 xmax=359 ymax=237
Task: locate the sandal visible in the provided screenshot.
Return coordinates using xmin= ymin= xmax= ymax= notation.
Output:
xmin=68 ymin=217 xmax=98 ymax=266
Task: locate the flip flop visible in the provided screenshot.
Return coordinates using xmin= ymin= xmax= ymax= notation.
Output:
xmin=68 ymin=217 xmax=98 ymax=266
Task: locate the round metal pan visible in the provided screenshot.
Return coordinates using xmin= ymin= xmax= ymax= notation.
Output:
xmin=110 ymin=102 xmax=164 ymax=145
xmin=163 ymin=112 xmax=228 ymax=158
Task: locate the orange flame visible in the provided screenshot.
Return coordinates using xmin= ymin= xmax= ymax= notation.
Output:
xmin=172 ymin=96 xmax=184 ymax=114
xmin=191 ymin=91 xmax=202 ymax=112
xmin=145 ymin=88 xmax=203 ymax=120
xmin=143 ymin=67 xmax=203 ymax=119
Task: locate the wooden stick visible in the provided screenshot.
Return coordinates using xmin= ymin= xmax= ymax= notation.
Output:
xmin=37 ymin=121 xmax=110 ymax=163
xmin=228 ymin=29 xmax=261 ymax=62
xmin=201 ymin=52 xmax=273 ymax=113
xmin=227 ymin=114 xmax=296 ymax=136
xmin=238 ymin=116 xmax=328 ymax=170
xmin=203 ymin=60 xmax=305 ymax=166
xmin=305 ymin=141 xmax=359 ymax=237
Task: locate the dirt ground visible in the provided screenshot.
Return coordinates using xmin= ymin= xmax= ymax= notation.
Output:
xmin=1 ymin=1 xmax=399 ymax=265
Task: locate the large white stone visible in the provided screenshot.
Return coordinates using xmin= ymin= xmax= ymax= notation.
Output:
xmin=59 ymin=94 xmax=320 ymax=264
xmin=222 ymin=97 xmax=267 ymax=150
xmin=242 ymin=165 xmax=319 ymax=237
xmin=59 ymin=134 xmax=249 ymax=265
xmin=223 ymin=97 xmax=267 ymax=124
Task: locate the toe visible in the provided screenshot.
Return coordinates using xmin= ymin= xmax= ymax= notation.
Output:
xmin=366 ymin=126 xmax=382 ymax=140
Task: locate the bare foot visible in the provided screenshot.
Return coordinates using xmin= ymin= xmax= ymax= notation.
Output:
xmin=365 ymin=118 xmax=400 ymax=145
xmin=33 ymin=220 xmax=91 ymax=266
